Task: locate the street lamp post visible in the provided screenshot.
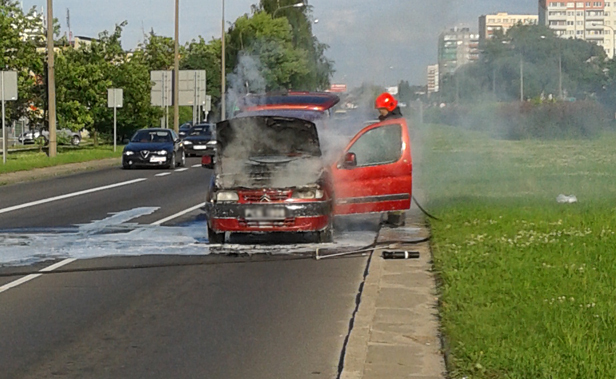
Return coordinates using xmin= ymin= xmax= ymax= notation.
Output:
xmin=221 ymin=0 xmax=226 ymax=120
xmin=272 ymin=2 xmax=305 ymax=17
xmin=46 ymin=0 xmax=56 ymax=157
xmin=173 ymin=0 xmax=180 ymax=133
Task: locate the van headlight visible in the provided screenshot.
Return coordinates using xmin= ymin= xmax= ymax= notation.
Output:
xmin=216 ymin=191 xmax=239 ymax=202
xmin=292 ymin=187 xmax=324 ymax=200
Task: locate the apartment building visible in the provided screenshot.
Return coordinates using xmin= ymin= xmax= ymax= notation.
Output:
xmin=539 ymin=1 xmax=611 ymax=57
xmin=604 ymin=2 xmax=616 ymax=57
xmin=479 ymin=12 xmax=539 ymax=42
xmin=427 ymin=64 xmax=439 ymax=95
xmin=438 ymin=27 xmax=480 ymax=77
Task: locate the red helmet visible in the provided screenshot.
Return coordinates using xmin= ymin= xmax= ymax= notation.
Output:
xmin=375 ymin=92 xmax=398 ymax=112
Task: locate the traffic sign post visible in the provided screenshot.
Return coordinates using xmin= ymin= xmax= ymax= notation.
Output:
xmin=1 ymin=71 xmax=18 ymax=164
xmin=107 ymin=88 xmax=123 ymax=152
xmin=151 ymin=71 xmax=173 ymax=128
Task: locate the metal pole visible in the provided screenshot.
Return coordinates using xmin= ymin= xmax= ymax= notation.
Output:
xmin=2 ymin=72 xmax=6 ymax=165
xmin=558 ymin=54 xmax=563 ymax=99
xmin=46 ymin=0 xmax=57 ymax=157
xmin=173 ymin=0 xmax=180 ymax=133
xmin=221 ymin=0 xmax=226 ymax=120
xmin=193 ymin=71 xmax=197 ymax=125
xmin=520 ymin=58 xmax=524 ymax=102
xmin=113 ymin=90 xmax=117 ymax=153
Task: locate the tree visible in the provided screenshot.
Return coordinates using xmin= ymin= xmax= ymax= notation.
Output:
xmin=0 ymin=1 xmax=46 ymax=124
xmin=226 ymin=11 xmax=310 ymax=92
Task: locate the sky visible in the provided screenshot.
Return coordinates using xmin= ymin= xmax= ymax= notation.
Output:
xmin=20 ymin=0 xmax=537 ymax=88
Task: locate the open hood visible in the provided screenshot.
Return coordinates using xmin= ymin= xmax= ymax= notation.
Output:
xmin=215 ymin=116 xmax=323 ymax=189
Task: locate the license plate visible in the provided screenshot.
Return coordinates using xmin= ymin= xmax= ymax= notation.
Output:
xmin=150 ymin=156 xmax=167 ymax=163
xmin=244 ymin=207 xmax=286 ymax=220
xmin=193 ymin=145 xmax=207 ymax=150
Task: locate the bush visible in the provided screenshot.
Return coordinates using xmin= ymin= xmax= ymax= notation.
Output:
xmin=425 ymin=101 xmax=609 ymax=140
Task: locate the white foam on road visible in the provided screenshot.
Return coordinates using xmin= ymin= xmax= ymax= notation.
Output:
xmin=0 ymin=208 xmax=378 ymax=267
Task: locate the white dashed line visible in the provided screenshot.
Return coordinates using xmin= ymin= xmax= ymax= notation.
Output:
xmin=174 ymin=168 xmax=189 ymax=172
xmin=0 ymin=259 xmax=76 ymax=294
xmin=151 ymin=202 xmax=206 ymax=226
xmin=192 ymin=164 xmax=201 ymax=168
xmin=0 ymin=179 xmax=147 ymax=216
xmin=155 ymin=172 xmax=171 ymax=177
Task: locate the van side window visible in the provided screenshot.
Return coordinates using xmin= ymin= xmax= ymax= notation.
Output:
xmin=348 ymin=124 xmax=402 ymax=167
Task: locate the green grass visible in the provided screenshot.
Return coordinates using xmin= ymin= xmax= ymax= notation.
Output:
xmin=0 ymin=145 xmax=123 ymax=175
xmin=417 ymin=125 xmax=616 ymax=378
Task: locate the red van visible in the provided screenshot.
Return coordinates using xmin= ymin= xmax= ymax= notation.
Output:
xmin=203 ymin=92 xmax=412 ymax=244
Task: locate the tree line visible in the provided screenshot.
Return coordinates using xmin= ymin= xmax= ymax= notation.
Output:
xmin=0 ymin=0 xmax=334 ymax=142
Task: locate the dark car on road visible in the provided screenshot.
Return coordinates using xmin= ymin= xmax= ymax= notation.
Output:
xmin=122 ymin=128 xmax=186 ymax=169
xmin=178 ymin=122 xmax=194 ymax=139
xmin=182 ymin=123 xmax=216 ymax=157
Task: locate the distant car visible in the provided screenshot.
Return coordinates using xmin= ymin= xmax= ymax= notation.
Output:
xmin=182 ymin=124 xmax=216 ymax=157
xmin=178 ymin=122 xmax=194 ymax=139
xmin=18 ymin=128 xmax=81 ymax=146
xmin=122 ymin=128 xmax=186 ymax=169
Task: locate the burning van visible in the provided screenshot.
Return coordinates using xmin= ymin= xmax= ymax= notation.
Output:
xmin=203 ymin=92 xmax=412 ymax=244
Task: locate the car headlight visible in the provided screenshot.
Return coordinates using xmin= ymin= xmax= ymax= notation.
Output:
xmin=216 ymin=191 xmax=239 ymax=202
xmin=183 ymin=140 xmax=193 ymax=145
xmin=207 ymin=140 xmax=217 ymax=145
xmin=155 ymin=150 xmax=168 ymax=155
xmin=124 ymin=151 xmax=135 ymax=156
xmin=292 ymin=188 xmax=324 ymax=200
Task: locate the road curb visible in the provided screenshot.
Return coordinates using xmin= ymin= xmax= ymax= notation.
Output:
xmin=0 ymin=157 xmax=121 ymax=186
xmin=341 ymin=210 xmax=447 ymax=379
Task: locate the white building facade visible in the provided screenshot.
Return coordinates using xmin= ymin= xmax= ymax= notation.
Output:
xmin=539 ymin=1 xmax=612 ymax=58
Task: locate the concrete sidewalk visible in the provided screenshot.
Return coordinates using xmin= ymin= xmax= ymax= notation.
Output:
xmin=342 ymin=209 xmax=447 ymax=378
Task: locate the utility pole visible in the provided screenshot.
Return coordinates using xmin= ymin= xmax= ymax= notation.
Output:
xmin=173 ymin=0 xmax=180 ymax=133
xmin=221 ymin=0 xmax=226 ymax=120
xmin=520 ymin=58 xmax=524 ymax=102
xmin=46 ymin=0 xmax=57 ymax=157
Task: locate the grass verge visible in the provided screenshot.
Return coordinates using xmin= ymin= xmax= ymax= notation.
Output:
xmin=0 ymin=145 xmax=122 ymax=175
xmin=417 ymin=125 xmax=616 ymax=378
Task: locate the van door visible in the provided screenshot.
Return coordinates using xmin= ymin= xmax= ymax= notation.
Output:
xmin=331 ymin=119 xmax=412 ymax=215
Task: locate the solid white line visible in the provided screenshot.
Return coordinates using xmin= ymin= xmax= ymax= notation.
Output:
xmin=0 ymin=178 xmax=148 ymax=216
xmin=191 ymin=164 xmax=201 ymax=168
xmin=151 ymin=202 xmax=206 ymax=226
xmin=155 ymin=172 xmax=171 ymax=177
xmin=174 ymin=168 xmax=189 ymax=172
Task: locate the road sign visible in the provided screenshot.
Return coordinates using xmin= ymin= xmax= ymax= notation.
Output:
xmin=108 ymin=88 xmax=123 ymax=108
xmin=151 ymin=71 xmax=173 ymax=107
xmin=2 ymin=71 xmax=18 ymax=164
xmin=178 ymin=70 xmax=207 ymax=106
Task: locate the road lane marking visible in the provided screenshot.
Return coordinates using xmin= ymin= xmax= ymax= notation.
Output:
xmin=174 ymin=168 xmax=189 ymax=172
xmin=151 ymin=203 xmax=206 ymax=225
xmin=155 ymin=173 xmax=171 ymax=177
xmin=0 ymin=259 xmax=76 ymax=294
xmin=0 ymin=179 xmax=147 ymax=216
xmin=0 ymin=203 xmax=206 ymax=295
xmin=191 ymin=164 xmax=201 ymax=168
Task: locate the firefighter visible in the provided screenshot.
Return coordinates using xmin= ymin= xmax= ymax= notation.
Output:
xmin=375 ymin=92 xmax=403 ymax=122
xmin=376 ymin=92 xmax=406 ymax=227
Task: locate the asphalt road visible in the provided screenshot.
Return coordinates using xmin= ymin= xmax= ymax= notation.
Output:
xmin=0 ymin=158 xmax=373 ymax=379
